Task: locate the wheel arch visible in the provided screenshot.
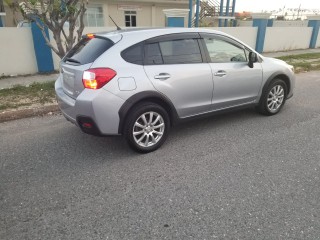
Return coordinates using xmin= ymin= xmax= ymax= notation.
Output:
xmin=118 ymin=91 xmax=179 ymax=134
xmin=261 ymin=72 xmax=291 ymax=102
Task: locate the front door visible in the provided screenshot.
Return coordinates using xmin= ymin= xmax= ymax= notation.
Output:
xmin=201 ymin=34 xmax=263 ymax=110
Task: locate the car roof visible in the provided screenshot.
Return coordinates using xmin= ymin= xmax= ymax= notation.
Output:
xmin=93 ymin=27 xmax=257 ymax=54
xmin=96 ymin=27 xmax=228 ymax=38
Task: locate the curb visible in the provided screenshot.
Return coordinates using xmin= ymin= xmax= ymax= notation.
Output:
xmin=0 ymin=104 xmax=59 ymax=123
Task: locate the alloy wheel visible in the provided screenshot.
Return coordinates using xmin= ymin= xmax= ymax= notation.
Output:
xmin=133 ymin=111 xmax=165 ymax=148
xmin=267 ymin=85 xmax=285 ymax=113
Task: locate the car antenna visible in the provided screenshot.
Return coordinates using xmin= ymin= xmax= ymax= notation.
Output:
xmin=109 ymin=15 xmax=122 ymax=30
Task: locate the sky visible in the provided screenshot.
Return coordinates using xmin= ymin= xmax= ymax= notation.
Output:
xmin=235 ymin=0 xmax=320 ymax=12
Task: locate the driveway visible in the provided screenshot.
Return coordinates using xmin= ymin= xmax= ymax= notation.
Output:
xmin=1 ymin=71 xmax=320 ymax=239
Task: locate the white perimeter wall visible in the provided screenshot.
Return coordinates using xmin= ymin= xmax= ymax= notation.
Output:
xmin=203 ymin=27 xmax=258 ymax=49
xmin=0 ymin=26 xmax=319 ymax=76
xmin=317 ymin=30 xmax=320 ymax=48
xmin=264 ymin=27 xmax=312 ymax=52
xmin=238 ymin=20 xmax=308 ymax=27
xmin=273 ymin=21 xmax=308 ymax=27
xmin=238 ymin=21 xmax=253 ymax=27
xmin=0 ymin=28 xmax=38 ymax=76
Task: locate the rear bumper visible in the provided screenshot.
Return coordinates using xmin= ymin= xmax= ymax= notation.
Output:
xmin=55 ymin=78 xmax=77 ymax=125
xmin=55 ymin=77 xmax=125 ymax=135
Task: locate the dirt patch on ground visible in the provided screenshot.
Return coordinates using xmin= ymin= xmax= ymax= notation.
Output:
xmin=0 ymin=104 xmax=60 ymax=123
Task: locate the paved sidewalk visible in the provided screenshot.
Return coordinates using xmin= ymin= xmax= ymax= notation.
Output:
xmin=0 ymin=73 xmax=58 ymax=89
xmin=0 ymin=48 xmax=319 ymax=89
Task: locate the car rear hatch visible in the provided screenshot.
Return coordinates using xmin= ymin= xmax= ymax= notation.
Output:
xmin=60 ymin=34 xmax=119 ymax=99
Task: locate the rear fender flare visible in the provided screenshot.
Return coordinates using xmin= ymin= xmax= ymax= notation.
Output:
xmin=118 ymin=91 xmax=179 ymax=134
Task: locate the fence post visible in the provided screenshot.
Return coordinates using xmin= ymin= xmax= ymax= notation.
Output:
xmin=219 ymin=0 xmax=224 ymax=27
xmin=252 ymin=13 xmax=271 ymax=53
xmin=195 ymin=0 xmax=200 ymax=27
xmin=224 ymin=0 xmax=231 ymax=27
xmin=267 ymin=19 xmax=274 ymax=27
xmin=30 ymin=18 xmax=54 ymax=73
xmin=307 ymin=15 xmax=320 ymax=49
xmin=231 ymin=0 xmax=236 ymax=27
xmin=188 ymin=0 xmax=193 ymax=27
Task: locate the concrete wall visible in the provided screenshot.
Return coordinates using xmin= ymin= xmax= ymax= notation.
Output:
xmin=317 ymin=30 xmax=320 ymax=48
xmin=0 ymin=28 xmax=37 ymax=76
xmin=238 ymin=20 xmax=308 ymax=27
xmin=106 ymin=3 xmax=149 ymax=28
xmin=204 ymin=27 xmax=258 ymax=49
xmin=238 ymin=20 xmax=253 ymax=27
xmin=2 ymin=5 xmax=21 ymax=27
xmin=101 ymin=2 xmax=189 ymax=28
xmin=0 ymin=25 xmax=319 ymax=75
xmin=3 ymin=0 xmax=189 ymax=28
xmin=273 ymin=21 xmax=308 ymax=27
xmin=264 ymin=27 xmax=312 ymax=52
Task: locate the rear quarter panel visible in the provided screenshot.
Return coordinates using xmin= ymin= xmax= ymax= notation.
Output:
xmin=90 ymin=33 xmax=168 ymax=101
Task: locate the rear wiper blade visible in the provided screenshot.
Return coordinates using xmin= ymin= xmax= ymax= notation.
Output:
xmin=65 ymin=58 xmax=81 ymax=64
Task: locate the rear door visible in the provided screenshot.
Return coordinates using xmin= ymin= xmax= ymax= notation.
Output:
xmin=201 ymin=33 xmax=263 ymax=110
xmin=61 ymin=36 xmax=114 ymax=99
xmin=143 ymin=33 xmax=213 ymax=118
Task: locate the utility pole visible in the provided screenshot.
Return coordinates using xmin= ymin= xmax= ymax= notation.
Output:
xmin=297 ymin=4 xmax=301 ymax=20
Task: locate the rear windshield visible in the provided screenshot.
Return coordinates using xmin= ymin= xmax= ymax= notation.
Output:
xmin=64 ymin=37 xmax=114 ymax=65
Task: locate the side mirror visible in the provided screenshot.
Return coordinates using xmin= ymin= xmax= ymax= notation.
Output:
xmin=248 ymin=52 xmax=257 ymax=68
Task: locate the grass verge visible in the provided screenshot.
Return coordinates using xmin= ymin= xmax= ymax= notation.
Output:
xmin=276 ymin=53 xmax=320 ymax=73
xmin=0 ymin=81 xmax=56 ymax=111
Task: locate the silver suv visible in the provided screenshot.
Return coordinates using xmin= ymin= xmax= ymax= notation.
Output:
xmin=55 ymin=28 xmax=295 ymax=153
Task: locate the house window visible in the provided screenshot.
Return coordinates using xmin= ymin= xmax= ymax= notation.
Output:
xmin=125 ymin=11 xmax=136 ymax=27
xmin=84 ymin=5 xmax=104 ymax=27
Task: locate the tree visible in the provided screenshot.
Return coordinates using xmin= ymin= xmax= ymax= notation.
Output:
xmin=3 ymin=0 xmax=20 ymax=26
xmin=19 ymin=0 xmax=88 ymax=59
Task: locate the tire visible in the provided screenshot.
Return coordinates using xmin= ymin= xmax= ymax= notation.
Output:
xmin=124 ymin=102 xmax=170 ymax=153
xmin=257 ymin=79 xmax=287 ymax=116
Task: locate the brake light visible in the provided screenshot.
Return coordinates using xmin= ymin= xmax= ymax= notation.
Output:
xmin=86 ymin=33 xmax=95 ymax=39
xmin=82 ymin=68 xmax=117 ymax=89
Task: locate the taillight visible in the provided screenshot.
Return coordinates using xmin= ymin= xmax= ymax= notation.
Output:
xmin=82 ymin=68 xmax=117 ymax=89
xmin=86 ymin=33 xmax=95 ymax=39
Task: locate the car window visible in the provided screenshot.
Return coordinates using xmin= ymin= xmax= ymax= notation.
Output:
xmin=121 ymin=43 xmax=144 ymax=65
xmin=204 ymin=37 xmax=247 ymax=63
xmin=158 ymin=39 xmax=202 ymax=64
xmin=145 ymin=43 xmax=163 ymax=65
xmin=65 ymin=37 xmax=114 ymax=65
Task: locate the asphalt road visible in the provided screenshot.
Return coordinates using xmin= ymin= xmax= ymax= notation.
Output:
xmin=1 ymin=71 xmax=320 ymax=240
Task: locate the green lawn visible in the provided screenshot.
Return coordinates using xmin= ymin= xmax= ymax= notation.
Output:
xmin=276 ymin=53 xmax=320 ymax=73
xmin=0 ymin=81 xmax=56 ymax=111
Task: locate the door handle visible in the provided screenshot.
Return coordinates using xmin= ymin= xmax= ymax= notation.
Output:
xmin=214 ymin=70 xmax=226 ymax=77
xmin=154 ymin=73 xmax=171 ymax=80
